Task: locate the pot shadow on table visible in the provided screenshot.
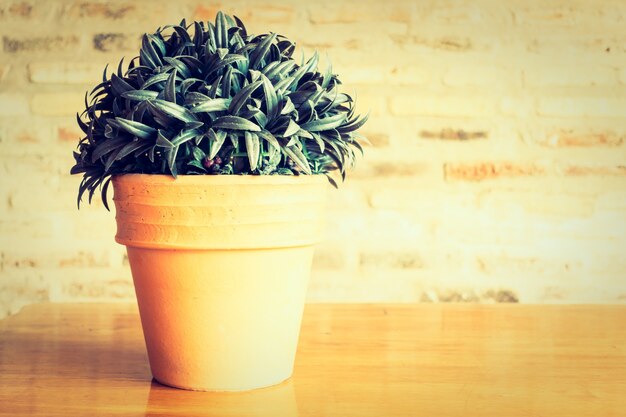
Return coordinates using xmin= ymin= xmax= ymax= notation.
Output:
xmin=144 ymin=378 xmax=299 ymax=417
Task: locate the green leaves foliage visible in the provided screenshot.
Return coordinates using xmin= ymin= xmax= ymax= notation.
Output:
xmin=71 ymin=11 xmax=367 ymax=209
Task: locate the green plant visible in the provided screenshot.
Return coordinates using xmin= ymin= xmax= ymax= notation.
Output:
xmin=71 ymin=11 xmax=368 ymax=209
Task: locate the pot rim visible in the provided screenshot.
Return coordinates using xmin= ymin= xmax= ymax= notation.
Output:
xmin=111 ymin=172 xmax=328 ymax=250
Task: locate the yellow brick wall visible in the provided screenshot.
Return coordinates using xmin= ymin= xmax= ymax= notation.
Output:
xmin=1 ymin=0 xmax=625 ymax=317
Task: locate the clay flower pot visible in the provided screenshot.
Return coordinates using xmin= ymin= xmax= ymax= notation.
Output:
xmin=112 ymin=174 xmax=326 ymax=391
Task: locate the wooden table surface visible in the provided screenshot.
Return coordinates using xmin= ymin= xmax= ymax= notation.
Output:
xmin=0 ymin=303 xmax=625 ymax=416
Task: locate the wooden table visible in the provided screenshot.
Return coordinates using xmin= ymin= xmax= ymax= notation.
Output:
xmin=0 ymin=303 xmax=625 ymax=416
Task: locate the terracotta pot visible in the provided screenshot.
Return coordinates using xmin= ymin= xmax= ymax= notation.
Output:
xmin=112 ymin=174 xmax=327 ymax=391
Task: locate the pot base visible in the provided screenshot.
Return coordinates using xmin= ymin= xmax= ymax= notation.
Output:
xmin=152 ymin=374 xmax=292 ymax=392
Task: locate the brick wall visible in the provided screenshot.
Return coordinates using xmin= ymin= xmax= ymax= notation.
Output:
xmin=1 ymin=0 xmax=625 ymax=318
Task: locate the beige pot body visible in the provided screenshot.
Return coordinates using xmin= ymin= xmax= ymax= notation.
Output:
xmin=112 ymin=174 xmax=326 ymax=391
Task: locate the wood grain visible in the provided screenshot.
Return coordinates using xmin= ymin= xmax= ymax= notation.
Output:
xmin=1 ymin=303 xmax=625 ymax=416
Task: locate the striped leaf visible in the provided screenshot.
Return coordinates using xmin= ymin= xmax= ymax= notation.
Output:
xmin=228 ymin=80 xmax=262 ymax=115
xmin=244 ymin=131 xmax=260 ymax=171
xmin=108 ymin=118 xmax=156 ymax=139
xmin=150 ymin=99 xmax=198 ymax=123
xmin=212 ymin=115 xmax=261 ymax=132
xmin=207 ymin=128 xmax=227 ymax=159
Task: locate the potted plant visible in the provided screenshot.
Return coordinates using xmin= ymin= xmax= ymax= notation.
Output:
xmin=70 ymin=11 xmax=367 ymax=391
